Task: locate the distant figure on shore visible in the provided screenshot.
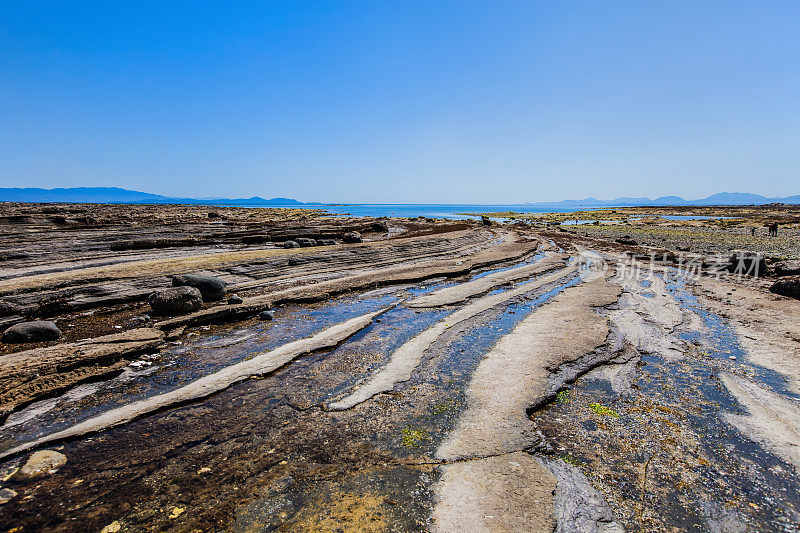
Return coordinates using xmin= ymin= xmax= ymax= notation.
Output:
xmin=751 ymin=227 xmax=756 ymax=237
xmin=768 ymin=222 xmax=778 ymax=236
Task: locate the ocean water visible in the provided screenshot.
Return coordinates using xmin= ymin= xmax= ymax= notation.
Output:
xmin=242 ymin=203 xmax=605 ymax=219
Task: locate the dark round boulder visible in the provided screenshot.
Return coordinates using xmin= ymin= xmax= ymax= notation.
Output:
xmin=172 ymin=274 xmax=226 ymax=302
xmin=228 ymin=294 xmax=244 ymax=305
xmin=148 ymin=287 xmax=203 ymax=315
xmin=296 ymin=238 xmax=317 ymax=247
xmin=283 ymin=240 xmax=300 ymax=249
xmin=258 ymin=310 xmax=275 ymax=320
xmin=371 ymin=221 xmax=389 ymax=233
xmin=317 ymin=239 xmax=336 ymax=246
xmin=770 ymin=278 xmax=800 ymax=300
xmin=342 ymin=231 xmax=362 ymax=244
xmin=481 ymin=216 xmax=492 ymax=226
xmin=2 ymin=321 xmax=62 ymax=344
xmin=727 ymin=252 xmax=767 ymax=277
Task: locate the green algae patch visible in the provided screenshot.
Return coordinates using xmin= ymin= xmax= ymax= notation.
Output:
xmin=589 ymin=402 xmax=619 ymax=418
xmin=431 ymin=400 xmax=455 ymax=415
xmin=401 ymin=427 xmax=429 ymax=447
xmin=556 ymin=389 xmax=571 ymax=404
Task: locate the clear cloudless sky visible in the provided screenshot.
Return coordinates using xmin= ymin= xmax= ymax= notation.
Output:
xmin=1 ymin=1 xmax=799 ymax=203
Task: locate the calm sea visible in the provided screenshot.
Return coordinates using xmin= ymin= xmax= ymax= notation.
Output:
xmin=240 ymin=203 xmax=604 ymax=219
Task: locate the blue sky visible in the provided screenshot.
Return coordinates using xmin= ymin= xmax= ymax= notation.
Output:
xmin=1 ymin=1 xmax=799 ymax=203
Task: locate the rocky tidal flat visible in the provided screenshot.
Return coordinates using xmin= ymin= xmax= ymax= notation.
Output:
xmin=0 ymin=202 xmax=799 ymax=531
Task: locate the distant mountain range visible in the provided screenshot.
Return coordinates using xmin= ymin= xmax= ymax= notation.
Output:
xmin=0 ymin=187 xmax=312 ymax=206
xmin=1 ymin=187 xmax=799 ymax=207
xmin=526 ymin=192 xmax=800 ymax=207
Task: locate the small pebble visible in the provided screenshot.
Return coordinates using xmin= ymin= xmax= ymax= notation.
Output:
xmin=0 ymin=488 xmax=17 ymax=504
xmin=100 ymin=520 xmax=122 ymax=533
xmin=18 ymin=450 xmax=67 ymax=478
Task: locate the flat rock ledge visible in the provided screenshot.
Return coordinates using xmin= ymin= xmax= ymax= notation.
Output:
xmin=0 ymin=328 xmax=165 ymax=419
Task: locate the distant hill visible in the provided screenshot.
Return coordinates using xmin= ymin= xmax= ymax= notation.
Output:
xmin=0 ymin=187 xmax=171 ymax=203
xmin=526 ymin=192 xmax=800 ymax=207
xmin=0 ymin=187 xmax=307 ymax=206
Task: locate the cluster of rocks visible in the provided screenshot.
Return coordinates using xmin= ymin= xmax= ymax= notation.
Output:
xmin=172 ymin=274 xmax=226 ymax=301
xmin=148 ymin=287 xmax=203 ymax=315
xmin=283 ymin=237 xmax=333 ymax=248
xmin=282 ymin=231 xmax=363 ymax=248
xmin=148 ymin=274 xmax=228 ymax=315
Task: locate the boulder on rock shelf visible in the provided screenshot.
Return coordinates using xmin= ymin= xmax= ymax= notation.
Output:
xmin=774 ymin=260 xmax=800 ymax=277
xmin=259 ymin=310 xmax=275 ymax=320
xmin=0 ymin=488 xmax=17 ymax=504
xmin=342 ymin=231 xmax=362 ymax=244
xmin=2 ymin=320 xmax=62 ymax=344
xmin=296 ymin=237 xmax=317 ymax=247
xmin=727 ymin=251 xmax=767 ymax=277
xmin=769 ymin=277 xmax=800 ymax=300
xmin=283 ymin=240 xmax=300 ymax=249
xmin=228 ymin=294 xmax=244 ymax=305
xmin=371 ymin=221 xmax=389 ymax=233
xmin=317 ymin=239 xmax=336 ymax=246
xmin=481 ymin=216 xmax=492 ymax=226
xmin=148 ymin=287 xmax=203 ymax=315
xmin=172 ymin=273 xmax=226 ymax=301
xmin=615 ymin=237 xmax=638 ymax=246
